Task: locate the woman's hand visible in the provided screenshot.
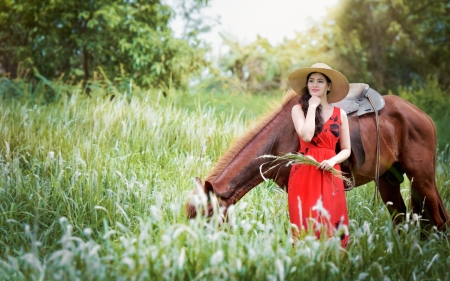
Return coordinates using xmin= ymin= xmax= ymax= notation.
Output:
xmin=308 ymin=96 xmax=321 ymax=108
xmin=318 ymin=159 xmax=336 ymax=171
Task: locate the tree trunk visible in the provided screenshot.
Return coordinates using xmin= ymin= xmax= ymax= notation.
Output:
xmin=82 ymin=46 xmax=91 ymax=97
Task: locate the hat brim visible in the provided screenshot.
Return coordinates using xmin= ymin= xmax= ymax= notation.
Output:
xmin=288 ymin=67 xmax=349 ymax=103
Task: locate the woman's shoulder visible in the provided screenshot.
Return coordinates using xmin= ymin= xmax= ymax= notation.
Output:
xmin=337 ymin=107 xmax=345 ymax=115
xmin=292 ymin=103 xmax=302 ymax=111
xmin=332 ymin=106 xmax=344 ymax=114
xmin=337 ymin=107 xmax=348 ymax=122
xmin=291 ymin=103 xmax=305 ymax=118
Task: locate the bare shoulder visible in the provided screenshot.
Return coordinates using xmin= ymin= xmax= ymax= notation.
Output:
xmin=291 ymin=104 xmax=305 ymax=119
xmin=339 ymin=108 xmax=349 ymax=122
xmin=292 ymin=103 xmax=302 ymax=113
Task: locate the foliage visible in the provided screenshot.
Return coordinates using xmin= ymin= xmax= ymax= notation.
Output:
xmin=168 ymin=0 xmax=214 ymax=40
xmin=218 ymin=36 xmax=281 ymax=92
xmin=318 ymin=0 xmax=450 ymax=93
xmin=0 ymin=85 xmax=449 ymax=279
xmin=0 ymin=0 xmax=210 ymax=92
xmin=209 ymin=0 xmax=450 ymax=95
xmin=212 ymin=31 xmax=331 ymax=94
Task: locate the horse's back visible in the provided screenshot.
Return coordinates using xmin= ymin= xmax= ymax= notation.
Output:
xmin=356 ymin=94 xmax=436 ymax=177
xmin=383 ymin=95 xmax=436 ymax=143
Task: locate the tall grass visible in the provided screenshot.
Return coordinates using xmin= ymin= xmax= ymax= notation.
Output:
xmin=0 ymin=86 xmax=449 ymax=280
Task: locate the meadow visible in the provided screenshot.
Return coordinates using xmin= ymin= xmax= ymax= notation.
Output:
xmin=0 ymin=85 xmax=449 ymax=280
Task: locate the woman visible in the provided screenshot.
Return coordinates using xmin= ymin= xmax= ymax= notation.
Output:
xmin=287 ymin=63 xmax=351 ymax=247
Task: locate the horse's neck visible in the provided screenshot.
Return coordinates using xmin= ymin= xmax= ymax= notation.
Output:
xmin=206 ymin=94 xmax=299 ymax=205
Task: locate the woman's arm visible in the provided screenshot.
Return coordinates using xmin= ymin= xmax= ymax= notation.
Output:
xmin=291 ymin=97 xmax=320 ymax=142
xmin=318 ymin=108 xmax=351 ymax=170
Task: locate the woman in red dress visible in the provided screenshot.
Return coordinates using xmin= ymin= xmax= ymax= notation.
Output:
xmin=287 ymin=63 xmax=351 ymax=247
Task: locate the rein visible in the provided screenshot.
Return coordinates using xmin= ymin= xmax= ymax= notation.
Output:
xmin=367 ymin=95 xmax=381 ymax=204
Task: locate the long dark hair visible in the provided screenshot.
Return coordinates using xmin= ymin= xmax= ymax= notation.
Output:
xmin=298 ymin=72 xmax=331 ymax=137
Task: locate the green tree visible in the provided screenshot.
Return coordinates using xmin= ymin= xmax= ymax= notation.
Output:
xmin=209 ymin=0 xmax=449 ymax=94
xmin=326 ymin=0 xmax=450 ymax=92
xmin=216 ymin=28 xmax=341 ymax=93
xmin=214 ymin=35 xmax=273 ymax=93
xmin=0 ymin=0 xmax=210 ymax=92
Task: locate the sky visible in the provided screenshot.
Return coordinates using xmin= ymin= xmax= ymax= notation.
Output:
xmin=166 ymin=0 xmax=339 ymax=58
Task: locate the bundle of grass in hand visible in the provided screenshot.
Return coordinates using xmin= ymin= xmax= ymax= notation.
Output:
xmin=257 ymin=153 xmax=352 ymax=186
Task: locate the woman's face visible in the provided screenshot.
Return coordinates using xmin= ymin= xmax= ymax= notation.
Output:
xmin=307 ymin=72 xmax=330 ymax=98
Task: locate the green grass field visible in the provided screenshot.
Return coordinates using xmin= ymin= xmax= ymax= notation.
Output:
xmin=1 ymin=88 xmax=449 ymax=280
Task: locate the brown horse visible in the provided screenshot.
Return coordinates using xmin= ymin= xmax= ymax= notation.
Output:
xmin=186 ymin=89 xmax=450 ymax=230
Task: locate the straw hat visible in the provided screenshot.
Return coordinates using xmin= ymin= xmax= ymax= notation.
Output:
xmin=288 ymin=63 xmax=349 ymax=103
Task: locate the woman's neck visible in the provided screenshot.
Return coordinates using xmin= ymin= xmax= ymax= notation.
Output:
xmin=320 ymin=98 xmax=332 ymax=109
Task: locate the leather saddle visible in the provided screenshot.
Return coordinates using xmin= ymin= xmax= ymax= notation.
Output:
xmin=333 ymin=83 xmax=385 ymax=116
xmin=332 ymin=83 xmax=385 ymax=191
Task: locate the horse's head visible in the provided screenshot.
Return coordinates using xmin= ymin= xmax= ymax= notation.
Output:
xmin=185 ymin=91 xmax=300 ymax=219
xmin=185 ymin=177 xmax=228 ymax=219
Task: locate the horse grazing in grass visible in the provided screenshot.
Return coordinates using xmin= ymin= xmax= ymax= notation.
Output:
xmin=186 ymin=86 xmax=450 ymax=231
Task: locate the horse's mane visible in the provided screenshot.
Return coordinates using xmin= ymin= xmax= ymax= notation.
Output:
xmin=206 ymin=90 xmax=299 ymax=181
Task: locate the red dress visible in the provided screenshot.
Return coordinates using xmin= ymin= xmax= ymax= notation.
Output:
xmin=288 ymin=106 xmax=349 ymax=247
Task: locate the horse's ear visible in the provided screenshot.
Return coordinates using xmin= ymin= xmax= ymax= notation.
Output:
xmin=194 ymin=177 xmax=203 ymax=188
xmin=205 ymin=180 xmax=214 ymax=194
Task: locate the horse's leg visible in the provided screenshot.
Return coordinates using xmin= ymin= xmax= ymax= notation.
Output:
xmin=402 ymin=158 xmax=450 ymax=230
xmin=410 ymin=181 xmax=449 ymax=231
xmin=378 ymin=166 xmax=407 ymax=225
